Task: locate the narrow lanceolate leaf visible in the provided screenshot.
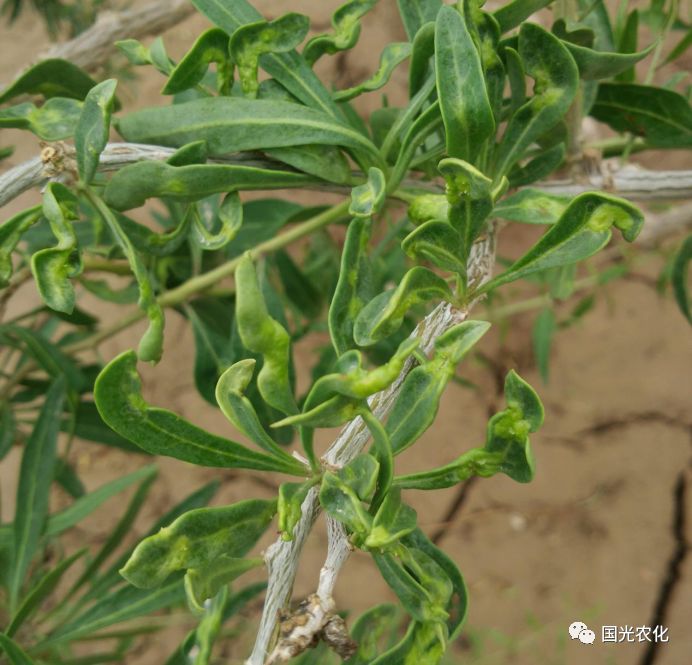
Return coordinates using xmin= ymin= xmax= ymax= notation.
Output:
xmin=0 ymin=59 xmax=96 ymax=104
xmin=31 ymin=183 xmax=82 ymax=314
xmin=191 ymin=0 xmax=341 ymax=118
xmin=350 ymin=167 xmax=386 ymax=217
xmin=493 ymin=189 xmax=571 ymax=225
xmin=0 ymin=633 xmax=36 ymax=665
xmin=10 ymin=378 xmax=66 ymax=609
xmin=0 ymin=404 xmax=14 ymax=460
xmin=671 ymin=235 xmax=692 ymax=324
xmin=0 ymin=98 xmax=82 ymax=140
xmin=121 ymin=499 xmax=276 ymax=588
xmin=75 ymin=79 xmax=117 ymax=184
xmin=94 ymin=350 xmax=305 ymax=475
xmin=493 ymin=0 xmax=555 ymax=34
xmin=533 ymin=308 xmax=556 ymax=383
xmin=303 ymin=0 xmax=378 ymax=65
xmin=590 ymin=83 xmax=692 ymax=148
xmin=117 ymin=97 xmax=381 ymax=166
xmin=353 ymin=267 xmax=453 ymax=347
xmin=215 ymin=359 xmax=299 ymax=461
xmin=235 ymin=255 xmax=298 ymax=416
xmin=103 ymin=161 xmax=316 ymax=211
xmin=386 ymin=321 xmax=491 ymax=454
xmin=478 ymin=193 xmax=644 ymax=294
xmin=163 ymin=28 xmax=231 ymax=95
xmin=494 ymin=23 xmax=578 ymax=179
xmin=329 ymin=217 xmax=374 ymax=355
xmin=333 ymin=42 xmax=412 ymax=102
xmin=230 ymin=13 xmax=310 ymax=98
xmin=0 ymin=206 xmax=42 ymax=286
xmin=435 ymin=5 xmax=494 ymax=164
xmin=397 ymin=0 xmax=442 ymax=40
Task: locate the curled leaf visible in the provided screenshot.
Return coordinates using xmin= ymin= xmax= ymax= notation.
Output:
xmin=0 ymin=98 xmax=81 ymax=140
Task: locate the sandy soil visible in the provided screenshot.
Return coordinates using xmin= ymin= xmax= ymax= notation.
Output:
xmin=1 ymin=2 xmax=691 ymax=665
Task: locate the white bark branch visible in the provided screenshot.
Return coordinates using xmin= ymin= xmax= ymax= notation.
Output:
xmin=2 ymin=0 xmax=193 ymax=88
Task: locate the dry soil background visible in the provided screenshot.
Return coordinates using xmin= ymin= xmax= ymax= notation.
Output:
xmin=0 ymin=2 xmax=691 ymax=665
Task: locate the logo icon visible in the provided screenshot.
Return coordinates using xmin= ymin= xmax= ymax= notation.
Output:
xmin=569 ymin=621 xmax=595 ymax=645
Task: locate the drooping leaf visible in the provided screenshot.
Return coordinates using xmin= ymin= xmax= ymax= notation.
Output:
xmin=93 ymin=350 xmax=305 ymax=475
xmin=334 ymin=42 xmax=412 ymax=102
xmin=435 ymin=5 xmax=494 ymax=164
xmin=329 ymin=217 xmax=374 ymax=355
xmin=353 ymin=267 xmax=453 ymax=346
xmin=235 ymin=254 xmax=298 ymax=416
xmin=75 ymin=79 xmax=117 ymax=184
xmin=230 ymin=13 xmax=310 ymax=98
xmin=303 ymin=0 xmax=378 ymax=65
xmin=493 ymin=23 xmax=578 ymax=178
xmin=163 ymin=28 xmax=232 ymax=95
xmin=121 ymin=500 xmax=276 ymax=588
xmin=0 ymin=98 xmax=82 ymax=140
xmin=671 ymin=235 xmax=692 ymax=324
xmin=9 ymin=378 xmax=66 ymax=609
xmin=0 ymin=59 xmax=97 ymax=104
xmin=590 ymin=83 xmax=692 ymax=148
xmin=478 ymin=192 xmax=644 ymax=294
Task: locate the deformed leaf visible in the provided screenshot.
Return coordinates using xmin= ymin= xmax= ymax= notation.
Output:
xmin=402 ymin=220 xmax=464 ymax=274
xmin=350 ymin=167 xmax=386 ymax=218
xmin=319 ymin=470 xmax=373 ymax=542
xmin=493 ymin=189 xmax=571 ymax=225
xmin=364 ymin=488 xmax=417 ymax=550
xmin=478 ymin=192 xmax=644 ymax=294
xmin=75 ymin=79 xmax=117 ymax=184
xmin=345 ymin=604 xmax=399 ymax=665
xmin=353 ymin=267 xmax=453 ymax=346
xmin=230 ymin=13 xmax=310 ymax=98
xmin=371 ymin=620 xmax=446 ymax=665
xmin=278 ymin=480 xmax=314 ymax=541
xmin=0 ymin=206 xmax=42 ymax=286
xmin=121 ymin=499 xmax=276 ymax=589
xmin=94 ymin=350 xmax=305 ymax=475
xmin=0 ymin=98 xmax=82 ymax=140
xmin=435 ymin=5 xmax=494 ymax=164
xmin=334 ymin=42 xmax=412 ymax=102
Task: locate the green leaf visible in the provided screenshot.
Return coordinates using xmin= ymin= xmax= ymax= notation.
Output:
xmin=93 ymin=350 xmax=305 ymax=474
xmin=42 ymin=578 xmax=185 ymax=646
xmin=402 ymin=221 xmax=464 ymax=274
xmin=31 ymin=182 xmax=82 ymax=314
xmin=334 ymin=42 xmax=412 ymax=102
xmin=662 ymin=27 xmax=692 ymax=67
xmin=397 ymin=0 xmax=442 ymax=41
xmin=493 ymin=0 xmax=555 ymax=34
xmin=329 ymin=217 xmax=374 ymax=355
xmin=0 ymin=59 xmax=97 ymax=104
xmin=615 ymin=9 xmax=640 ymax=83
xmin=371 ymin=621 xmax=445 ymax=665
xmin=68 ymin=400 xmax=144 ymax=453
xmin=0 ymin=206 xmax=42 ymax=286
xmin=215 ymin=359 xmax=299 ymax=461
xmin=116 ymin=37 xmax=173 ymax=75
xmin=7 ymin=548 xmax=87 ymax=637
xmin=117 ymin=97 xmax=381 ymax=167
xmin=278 ymin=480 xmax=314 ymax=541
xmin=344 ymin=604 xmax=399 ymax=665
xmin=0 ymin=633 xmax=36 ymax=665
xmin=493 ymin=188 xmax=571 ymax=225
xmin=493 ymin=23 xmax=578 ymax=179
xmin=435 ymin=5 xmax=494 ymax=164
xmin=190 ymin=0 xmax=341 ymax=118
xmin=478 ymin=193 xmax=644 ymax=294
xmin=266 ymin=144 xmax=352 ymax=185
xmin=163 ymin=28 xmax=231 ymax=95
xmin=235 ymin=254 xmax=298 ymax=416
xmin=185 ymin=557 xmax=262 ymax=613
xmin=0 ymin=98 xmax=82 ymax=140
xmin=507 ymin=143 xmax=565 ymax=188
xmin=45 ymin=466 xmax=157 ymax=539
xmin=386 ymin=321 xmax=490 ymax=454
xmin=350 ymin=167 xmax=386 ymax=217
xmin=9 ymin=377 xmax=66 ymax=609
xmin=303 ymin=0 xmax=378 ymax=65
xmin=671 ymin=235 xmax=692 ymax=324
xmin=319 ymin=470 xmax=373 ymax=542
xmin=353 ymin=267 xmax=453 ymax=346
xmin=590 ymin=83 xmax=692 ymax=147
xmin=75 ymin=79 xmax=117 ymax=184
xmin=230 ymin=13 xmax=310 ymax=98
xmin=274 ymin=249 xmax=324 ymax=318
xmin=103 ymin=160 xmax=315 ymax=211
xmin=364 ymin=488 xmax=417 ymax=549
xmin=439 ymin=158 xmax=494 ymax=264
xmin=408 ymin=22 xmax=435 ymax=98
xmin=533 ymin=308 xmax=556 ymax=383
xmin=0 ymin=404 xmax=15 ymax=460
xmin=121 ymin=499 xmax=276 ymax=589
